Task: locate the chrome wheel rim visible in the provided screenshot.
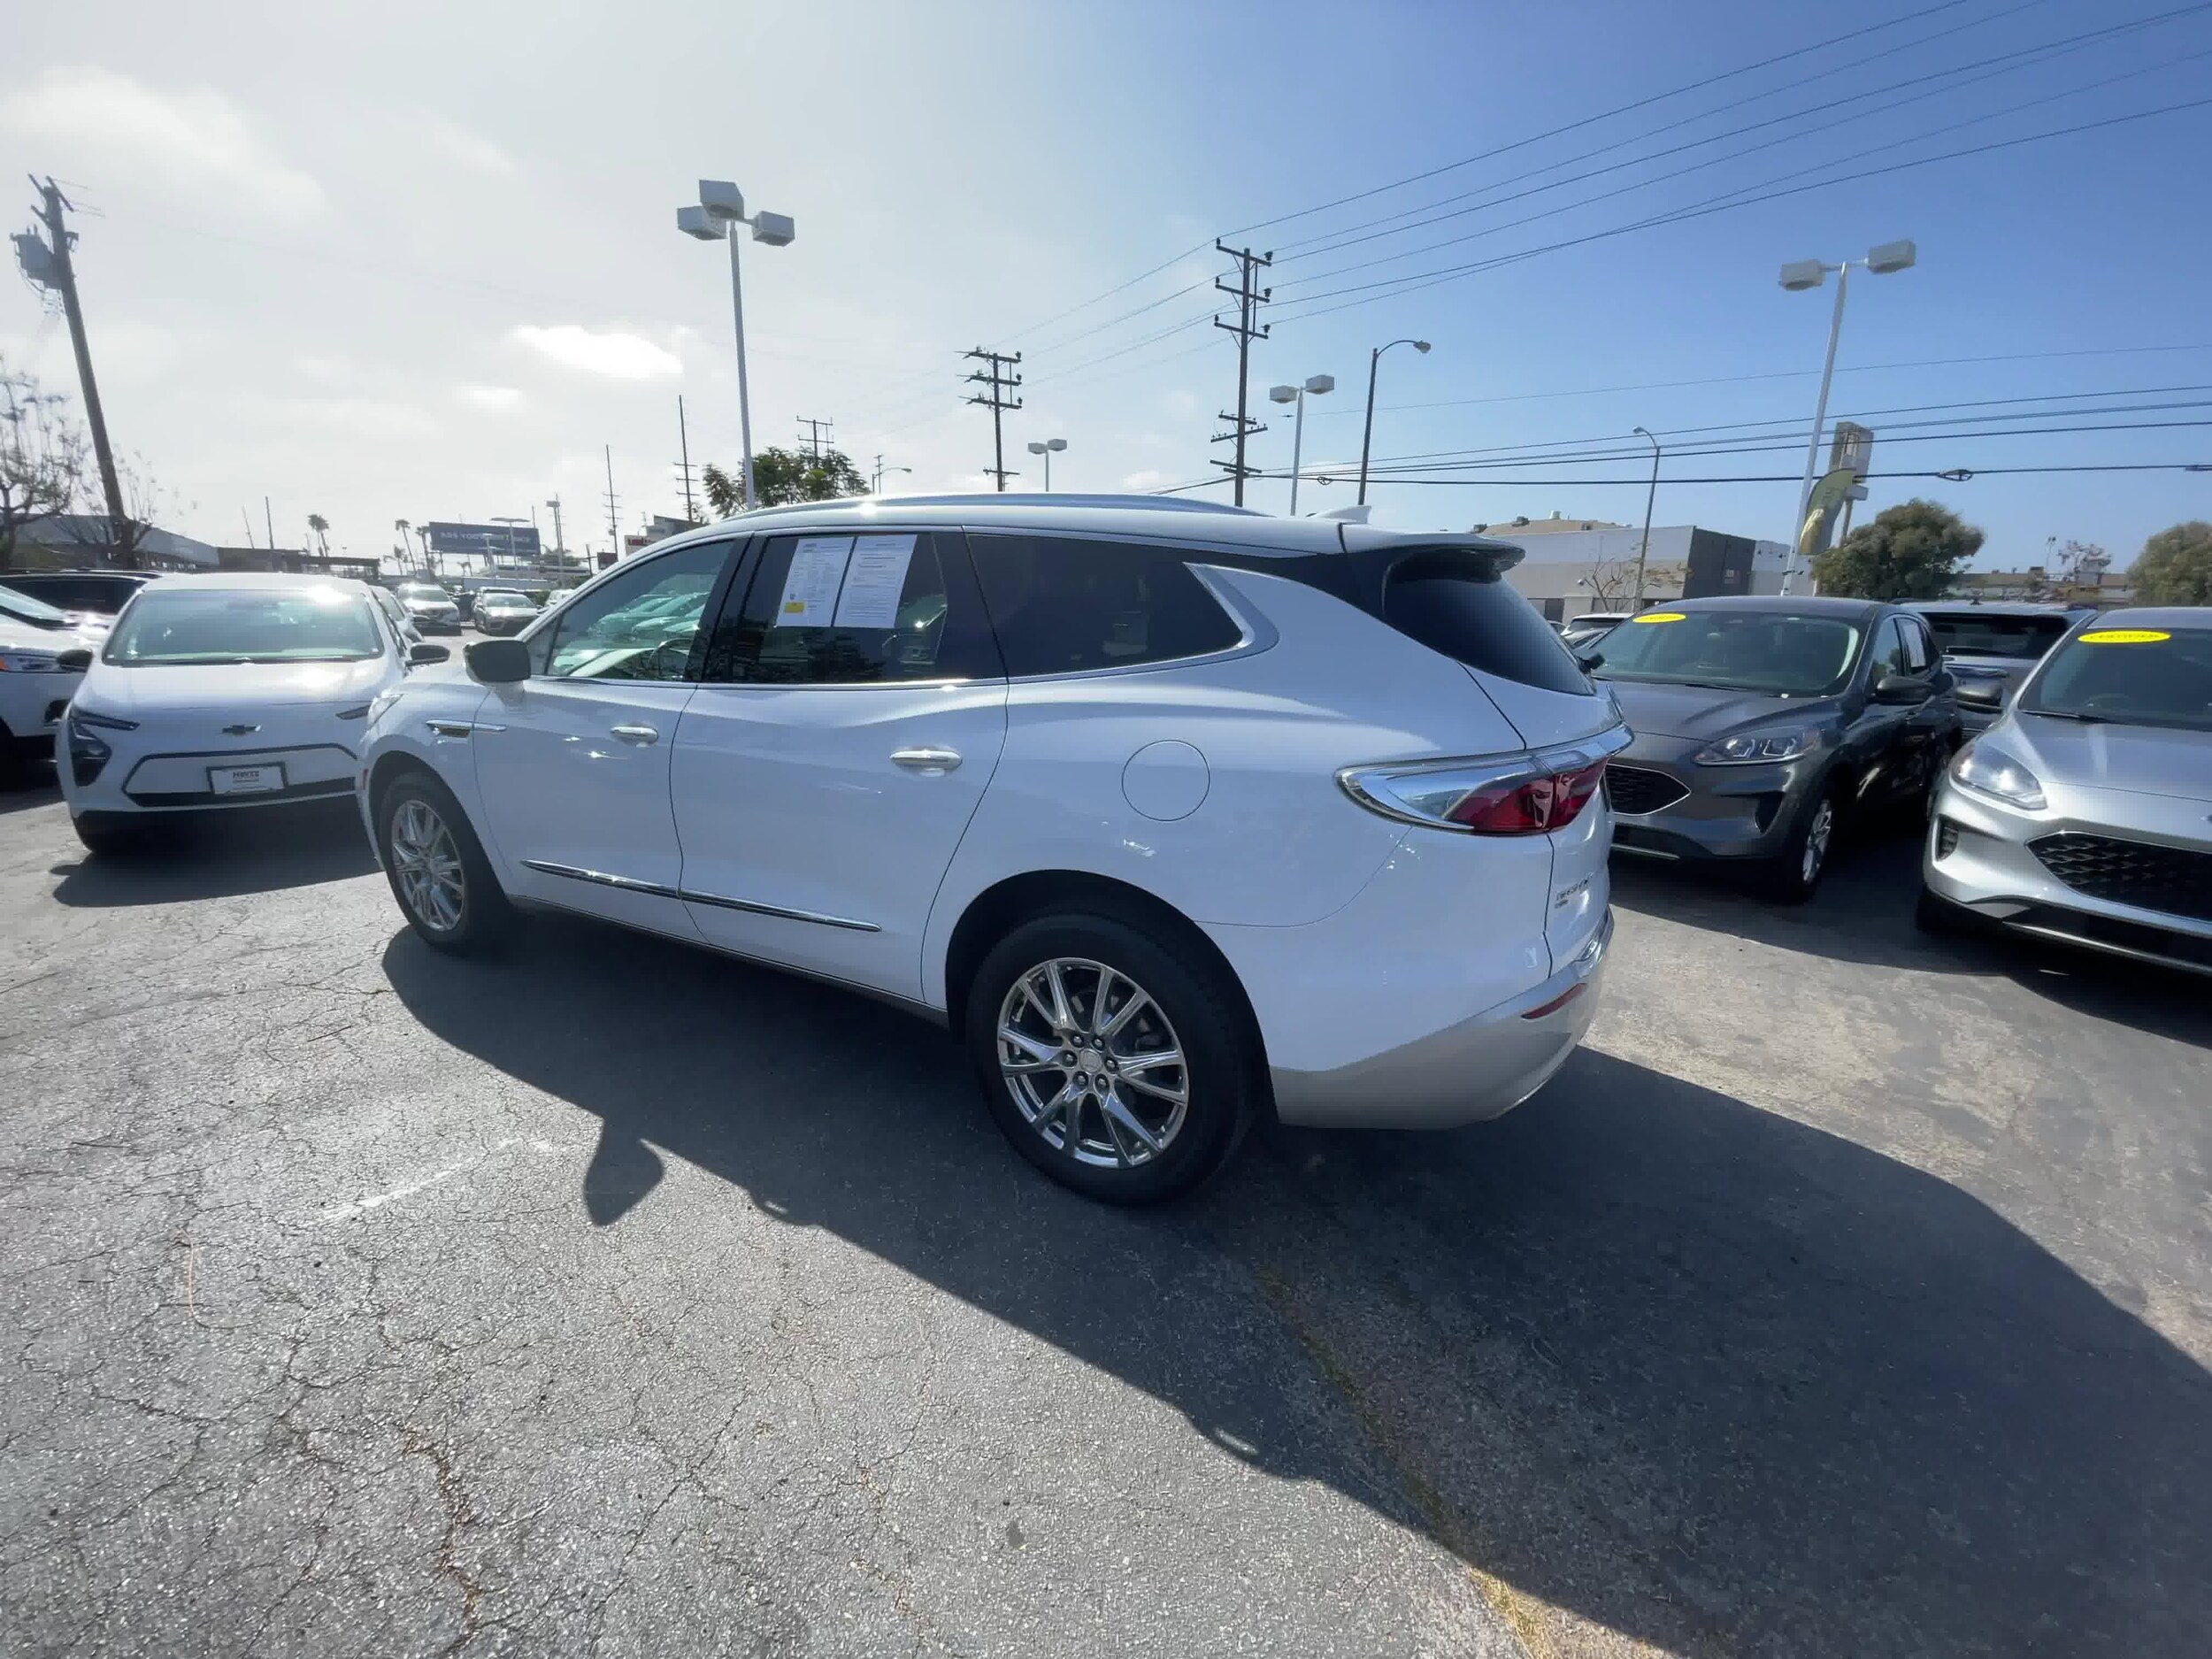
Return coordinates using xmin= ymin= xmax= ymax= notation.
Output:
xmin=996 ymin=957 xmax=1188 ymax=1170
xmin=390 ymin=798 xmax=465 ymax=933
xmin=1801 ymin=799 xmax=1833 ymax=885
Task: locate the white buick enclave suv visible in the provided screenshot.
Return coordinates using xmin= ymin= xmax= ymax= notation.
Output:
xmin=358 ymin=496 xmax=1627 ymax=1202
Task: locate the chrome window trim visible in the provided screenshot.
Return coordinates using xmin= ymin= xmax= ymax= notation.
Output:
xmin=687 ymin=676 xmax=1006 ymax=695
xmin=522 ymin=859 xmax=879 ymax=933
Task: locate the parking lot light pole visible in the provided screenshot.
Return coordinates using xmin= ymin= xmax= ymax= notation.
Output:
xmin=1632 ymin=426 xmax=1661 ymax=610
xmin=1779 ymin=240 xmax=1915 ymax=594
xmin=1025 ymin=438 xmax=1067 ymax=490
xmin=679 ymin=182 xmax=796 ymax=512
xmin=1270 ymin=374 xmax=1334 ymax=516
xmin=1357 ymin=340 xmax=1429 ymax=506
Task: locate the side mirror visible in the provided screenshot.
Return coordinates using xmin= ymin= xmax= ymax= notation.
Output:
xmin=465 ymin=637 xmax=531 ymax=684
xmin=1574 ymin=649 xmax=1605 ymax=672
xmin=1873 ymin=673 xmax=1930 ymax=705
xmin=1956 ymin=680 xmax=2004 ymax=711
xmin=53 ymin=648 xmax=93 ymax=672
xmin=407 ymin=641 xmax=450 ymax=666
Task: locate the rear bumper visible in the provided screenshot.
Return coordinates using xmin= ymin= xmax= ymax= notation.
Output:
xmin=1264 ymin=910 xmax=1612 ymax=1127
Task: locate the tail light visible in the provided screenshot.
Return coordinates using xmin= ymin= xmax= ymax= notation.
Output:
xmin=1339 ymin=728 xmax=1630 ymax=837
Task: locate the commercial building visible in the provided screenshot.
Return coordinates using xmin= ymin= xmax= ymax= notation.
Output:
xmin=9 ymin=515 xmax=219 ymax=572
xmin=1480 ymin=511 xmax=1791 ymax=622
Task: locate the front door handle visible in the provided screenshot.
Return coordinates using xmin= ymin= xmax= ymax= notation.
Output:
xmin=610 ymin=723 xmax=660 ymax=746
xmin=891 ymin=746 xmax=962 ymax=773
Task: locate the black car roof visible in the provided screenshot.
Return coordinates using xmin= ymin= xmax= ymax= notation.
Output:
xmin=1655 ymin=595 xmax=1884 ymax=618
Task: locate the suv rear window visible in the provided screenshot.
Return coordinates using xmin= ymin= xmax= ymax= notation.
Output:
xmin=970 ymin=534 xmax=1243 ymax=677
xmin=1381 ymin=550 xmax=1594 ymax=696
xmin=1920 ymin=611 xmax=2073 ymax=659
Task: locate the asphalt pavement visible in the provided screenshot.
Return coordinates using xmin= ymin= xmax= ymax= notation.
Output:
xmin=1 ymin=781 xmax=2206 ymax=1658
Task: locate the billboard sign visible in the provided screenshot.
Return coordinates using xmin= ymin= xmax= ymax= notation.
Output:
xmin=423 ymin=521 xmax=542 ymax=561
xmin=1828 ymin=422 xmax=1874 ymax=480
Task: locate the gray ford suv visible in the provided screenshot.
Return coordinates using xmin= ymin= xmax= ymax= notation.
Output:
xmin=1591 ymin=596 xmax=1962 ymax=901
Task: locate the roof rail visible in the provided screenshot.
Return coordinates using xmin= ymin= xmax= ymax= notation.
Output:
xmin=729 ymin=492 xmax=1261 ymax=518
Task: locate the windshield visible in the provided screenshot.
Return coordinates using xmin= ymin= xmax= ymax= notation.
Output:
xmin=104 ymin=588 xmax=385 ymax=664
xmin=397 ymin=585 xmax=449 ymax=601
xmin=1592 ymin=610 xmax=1864 ymax=695
xmin=2018 ymin=625 xmax=2212 ymax=732
xmin=0 ymin=586 xmax=77 ymax=630
xmin=1922 ymin=611 xmax=2075 ymax=660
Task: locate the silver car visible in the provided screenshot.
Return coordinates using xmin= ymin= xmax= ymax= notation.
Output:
xmin=1918 ymin=606 xmax=2212 ymax=976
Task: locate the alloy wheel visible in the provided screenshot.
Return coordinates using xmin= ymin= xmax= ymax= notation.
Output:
xmin=390 ymin=797 xmax=466 ymax=933
xmin=1801 ymin=797 xmax=1834 ymax=886
xmin=996 ymin=957 xmax=1189 ymax=1170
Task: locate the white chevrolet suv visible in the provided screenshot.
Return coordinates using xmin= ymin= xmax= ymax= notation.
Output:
xmin=358 ymin=496 xmax=1626 ymax=1202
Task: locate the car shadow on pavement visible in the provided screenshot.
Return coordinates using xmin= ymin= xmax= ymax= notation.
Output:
xmin=382 ymin=914 xmax=2212 ymax=1658
xmin=49 ymin=801 xmax=376 ymax=906
xmin=0 ymin=772 xmax=62 ymax=815
xmin=1611 ymin=831 xmax=2212 ymax=1052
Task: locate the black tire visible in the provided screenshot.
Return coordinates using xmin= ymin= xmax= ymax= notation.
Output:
xmin=72 ymin=811 xmax=145 ymax=856
xmin=1758 ymin=786 xmax=1842 ymax=904
xmin=374 ymin=771 xmax=515 ymax=954
xmin=964 ymin=910 xmax=1259 ymax=1205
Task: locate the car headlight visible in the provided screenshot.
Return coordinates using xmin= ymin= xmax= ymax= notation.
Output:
xmin=0 ymin=649 xmax=65 ymax=672
xmin=1693 ymin=727 xmax=1813 ymax=765
xmin=67 ymin=705 xmax=138 ymax=733
xmin=1950 ymin=741 xmax=2046 ymax=810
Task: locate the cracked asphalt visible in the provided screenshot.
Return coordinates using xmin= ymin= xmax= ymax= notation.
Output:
xmin=2 ymin=778 xmax=2207 ymax=1658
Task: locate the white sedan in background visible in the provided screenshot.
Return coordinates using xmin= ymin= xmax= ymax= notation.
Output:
xmin=60 ymin=572 xmax=448 ymax=854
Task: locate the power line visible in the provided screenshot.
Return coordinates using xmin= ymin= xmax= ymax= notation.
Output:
xmin=796 ymin=416 xmax=834 ymax=460
xmin=1291 ymin=460 xmax=2212 ymax=488
xmin=1222 ymin=0 xmax=2001 ymax=239
xmin=1210 ymin=242 xmax=1273 ymax=506
xmin=963 ymin=348 xmax=1023 ymax=491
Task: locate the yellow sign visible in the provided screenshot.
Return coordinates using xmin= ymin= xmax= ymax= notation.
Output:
xmin=2078 ymin=628 xmax=2170 ymax=644
xmin=1635 ymin=611 xmax=1687 ymax=624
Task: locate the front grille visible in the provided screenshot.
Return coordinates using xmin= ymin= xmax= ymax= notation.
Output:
xmin=1603 ymin=764 xmax=1689 ymax=816
xmin=2029 ymin=832 xmax=2212 ymax=923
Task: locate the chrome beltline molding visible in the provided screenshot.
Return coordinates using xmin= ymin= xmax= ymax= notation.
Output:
xmin=520 ymin=859 xmax=880 ymax=933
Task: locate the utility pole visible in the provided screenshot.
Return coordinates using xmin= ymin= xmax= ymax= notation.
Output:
xmin=26 ymin=178 xmax=127 ymax=544
xmin=603 ymin=446 xmax=620 ymax=562
xmin=1210 ymin=242 xmax=1272 ymax=506
xmin=796 ymin=416 xmax=834 ymax=461
xmin=964 ymin=348 xmax=1023 ymax=491
xmin=674 ymin=396 xmax=698 ymax=523
xmin=546 ymin=495 xmax=565 ymax=566
xmin=265 ymin=496 xmax=276 ymax=550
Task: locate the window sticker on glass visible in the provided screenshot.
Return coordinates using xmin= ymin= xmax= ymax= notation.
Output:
xmin=776 ymin=535 xmax=853 ymax=626
xmin=832 ymin=534 xmax=918 ymax=629
xmin=1635 ymin=611 xmax=1686 ymax=624
xmin=2078 ymin=628 xmax=2170 ymax=644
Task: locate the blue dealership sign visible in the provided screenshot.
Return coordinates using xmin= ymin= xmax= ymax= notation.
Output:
xmin=423 ymin=521 xmax=541 ymax=560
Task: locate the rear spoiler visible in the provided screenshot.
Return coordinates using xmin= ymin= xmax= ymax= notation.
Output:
xmin=1335 ymin=523 xmax=1526 ymax=574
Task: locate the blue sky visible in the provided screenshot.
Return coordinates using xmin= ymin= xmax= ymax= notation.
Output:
xmin=5 ymin=0 xmax=2209 ymax=568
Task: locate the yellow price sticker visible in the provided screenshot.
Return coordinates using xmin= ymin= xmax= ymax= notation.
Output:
xmin=1634 ymin=611 xmax=1687 ymax=624
xmin=2078 ymin=628 xmax=2170 ymax=644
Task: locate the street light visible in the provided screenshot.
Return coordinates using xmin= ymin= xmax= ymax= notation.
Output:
xmin=1269 ymin=373 xmax=1334 ymax=516
xmin=491 ymin=515 xmax=528 ymax=572
xmin=872 ymin=456 xmax=912 ymax=494
xmin=1025 ymin=437 xmax=1068 ymax=491
xmin=1357 ymin=340 xmax=1430 ymax=506
xmin=1632 ymin=426 xmax=1662 ymax=610
xmin=678 ymin=179 xmax=797 ymax=512
xmin=1778 ymin=239 xmax=1915 ymax=594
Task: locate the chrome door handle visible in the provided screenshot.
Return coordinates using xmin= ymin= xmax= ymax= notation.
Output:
xmin=610 ymin=723 xmax=660 ymax=746
xmin=890 ymin=746 xmax=962 ymax=772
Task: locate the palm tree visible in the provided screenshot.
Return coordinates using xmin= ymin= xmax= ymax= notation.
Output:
xmin=394 ymin=518 xmax=412 ymax=574
xmin=306 ymin=512 xmax=330 ymax=556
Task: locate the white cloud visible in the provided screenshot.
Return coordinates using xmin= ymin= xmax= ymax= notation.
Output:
xmin=1120 ymin=469 xmax=1171 ymax=491
xmin=454 ymin=383 xmax=525 ymax=411
xmin=510 ymin=324 xmax=682 ymax=380
xmin=1 ymin=67 xmax=322 ymax=219
xmin=411 ymin=112 xmax=517 ymax=175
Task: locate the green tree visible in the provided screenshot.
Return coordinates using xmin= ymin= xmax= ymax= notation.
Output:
xmin=2129 ymin=521 xmax=2212 ymax=605
xmin=702 ymin=447 xmax=869 ymax=515
xmin=1809 ymin=498 xmax=1984 ymax=600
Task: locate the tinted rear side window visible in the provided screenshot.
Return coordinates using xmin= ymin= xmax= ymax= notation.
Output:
xmin=969 ymin=534 xmax=1243 ymax=677
xmin=1382 ymin=550 xmax=1594 ymax=696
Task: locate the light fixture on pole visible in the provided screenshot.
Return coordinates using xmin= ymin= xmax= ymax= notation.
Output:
xmin=678 ymin=180 xmax=797 ymax=513
xmin=1632 ymin=426 xmax=1661 ymax=610
xmin=1269 ymin=373 xmax=1334 ymax=516
xmin=1025 ymin=438 xmax=1067 ymax=490
xmin=1778 ymin=239 xmax=1914 ymax=595
xmin=872 ymin=456 xmax=912 ymax=494
xmin=1357 ymin=340 xmax=1429 ymax=506
xmin=491 ymin=515 xmax=528 ymax=572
